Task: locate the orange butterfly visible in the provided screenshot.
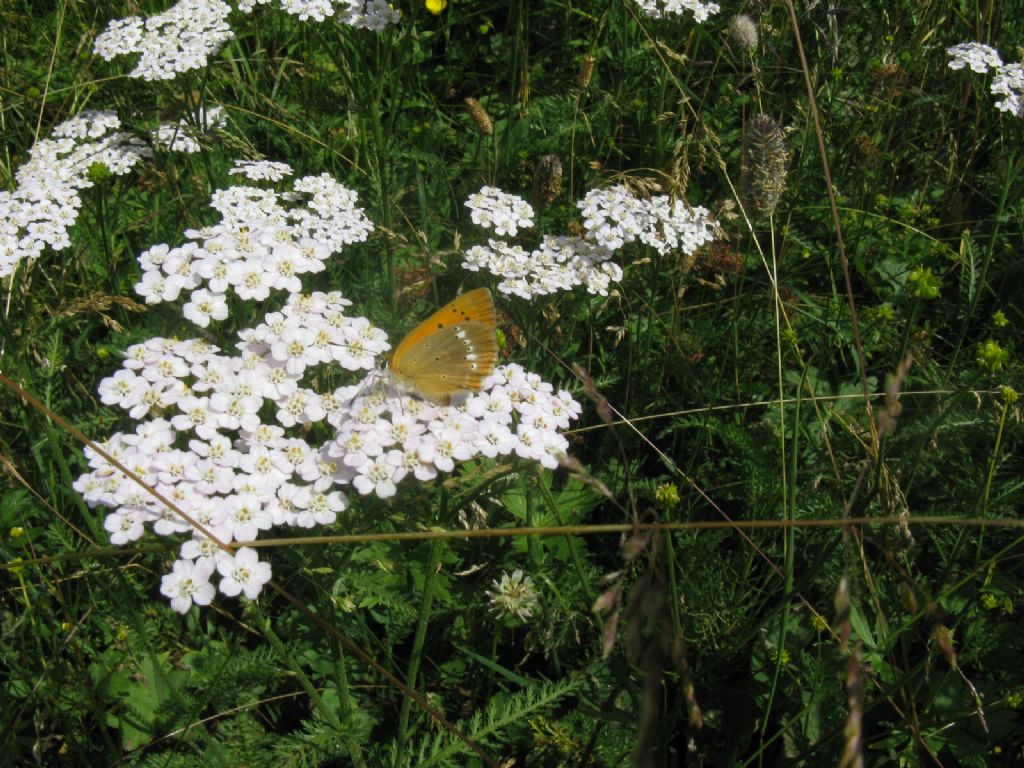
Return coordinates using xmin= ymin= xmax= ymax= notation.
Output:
xmin=388 ymin=288 xmax=499 ymax=403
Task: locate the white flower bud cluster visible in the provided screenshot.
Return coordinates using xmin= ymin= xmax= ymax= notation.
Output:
xmin=461 ymin=184 xmax=715 ymax=299
xmin=0 ymin=111 xmax=150 ymax=278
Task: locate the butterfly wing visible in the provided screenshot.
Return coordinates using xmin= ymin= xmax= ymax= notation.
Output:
xmin=390 ymin=289 xmax=499 ymax=402
xmin=391 ymin=322 xmax=499 ymax=401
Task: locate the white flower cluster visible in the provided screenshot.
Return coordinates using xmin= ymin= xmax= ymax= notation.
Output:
xmin=946 ymin=42 xmax=1003 ymax=74
xmin=461 ymin=184 xmax=716 ymax=299
xmin=76 ymin=316 xmax=578 ymax=612
xmin=93 ymin=0 xmax=234 ymax=81
xmin=160 ymin=547 xmax=270 ymax=612
xmin=991 ymin=62 xmax=1024 ymax=117
xmin=151 ymin=106 xmax=227 ymax=154
xmin=94 ymin=0 xmax=401 ymax=81
xmin=632 ymin=0 xmax=720 ymax=23
xmin=947 ymin=42 xmax=1024 ymax=118
xmin=465 ymin=186 xmax=535 ymax=237
xmin=0 ymin=111 xmax=150 ymax=278
xmin=579 ymin=185 xmax=716 ymax=255
xmin=337 ymin=0 xmax=402 ymax=30
xmin=237 ymin=0 xmax=401 ymax=30
xmin=134 ymin=173 xmax=374 ymax=324
xmin=326 ymin=363 xmax=581 ymax=498
xmin=464 ymin=236 xmax=621 ymax=299
xmin=229 ymin=159 xmax=294 ymax=182
xmin=76 ymin=174 xmax=581 ymax=612
xmin=74 ymin=296 xmax=378 ymax=612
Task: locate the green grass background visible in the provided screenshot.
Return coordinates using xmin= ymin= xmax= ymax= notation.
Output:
xmin=2 ymin=1 xmax=1023 ymax=765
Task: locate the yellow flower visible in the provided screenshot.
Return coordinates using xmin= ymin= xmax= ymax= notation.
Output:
xmin=425 ymin=0 xmax=447 ymax=14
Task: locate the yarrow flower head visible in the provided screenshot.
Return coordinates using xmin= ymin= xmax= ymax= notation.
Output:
xmin=461 ymin=184 xmax=716 ymax=299
xmin=327 ymin=362 xmax=581 ymax=499
xmin=632 ymin=0 xmax=720 ymax=23
xmin=236 ymin=0 xmax=401 ymax=29
xmin=229 ymin=159 xmax=295 ymax=182
xmin=946 ymin=42 xmax=1003 ymax=74
xmin=95 ymin=0 xmax=400 ymax=82
xmin=486 ymin=569 xmax=540 ymax=621
xmin=579 ymin=185 xmax=717 ymax=255
xmin=465 ymin=187 xmax=535 ymax=237
xmin=76 ymin=172 xmax=581 ymax=614
xmin=134 ymin=172 xmax=373 ymax=315
xmin=464 ymin=236 xmax=621 ymax=299
xmin=991 ymin=62 xmax=1024 ymax=117
xmin=93 ymin=0 xmax=235 ymax=81
xmin=0 ymin=111 xmax=150 ymax=278
xmin=947 ymin=42 xmax=1024 ymax=118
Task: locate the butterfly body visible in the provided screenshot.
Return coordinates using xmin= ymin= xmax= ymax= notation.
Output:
xmin=388 ymin=288 xmax=499 ymax=403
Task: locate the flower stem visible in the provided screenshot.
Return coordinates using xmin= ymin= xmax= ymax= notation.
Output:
xmin=394 ymin=536 xmax=445 ymax=767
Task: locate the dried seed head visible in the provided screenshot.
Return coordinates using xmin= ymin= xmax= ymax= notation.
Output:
xmin=697 ymin=242 xmax=745 ymax=276
xmin=577 ymin=55 xmax=596 ymax=89
xmin=531 ymin=154 xmax=563 ymax=206
xmin=464 ymin=98 xmax=493 ymax=136
xmin=852 ymin=133 xmax=882 ymax=169
xmin=728 ymin=14 xmax=759 ymax=52
xmin=741 ymin=114 xmax=789 ymax=218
